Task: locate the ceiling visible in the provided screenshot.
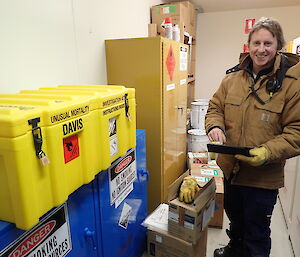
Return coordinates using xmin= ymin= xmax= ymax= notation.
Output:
xmin=187 ymin=0 xmax=300 ymax=13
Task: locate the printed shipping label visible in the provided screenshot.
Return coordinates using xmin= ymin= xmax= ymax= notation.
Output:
xmin=168 ymin=212 xmax=179 ymax=223
xmin=109 ymin=149 xmax=137 ymax=205
xmin=184 ymin=214 xmax=195 ymax=230
xmin=184 ymin=221 xmax=194 ymax=230
xmin=193 ymin=176 xmax=211 ymax=183
xmin=200 ymin=169 xmax=219 ymax=176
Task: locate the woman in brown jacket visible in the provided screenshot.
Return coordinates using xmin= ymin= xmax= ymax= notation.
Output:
xmin=205 ymin=17 xmax=300 ymax=257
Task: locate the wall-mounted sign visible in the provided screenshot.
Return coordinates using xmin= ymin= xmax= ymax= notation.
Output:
xmin=243 ymin=43 xmax=249 ymax=53
xmin=245 ymin=19 xmax=255 ymax=34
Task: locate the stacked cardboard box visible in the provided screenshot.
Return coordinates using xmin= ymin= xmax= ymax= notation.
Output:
xmin=168 ymin=172 xmax=216 ymax=243
xmin=150 ymin=1 xmax=196 ymax=42
xmin=144 ymin=171 xmax=216 ymax=256
xmin=189 ymin=158 xmax=225 ymax=228
xmin=148 ymin=228 xmax=207 ymax=257
xmin=187 ymin=152 xmax=209 ymax=169
xmin=149 ymin=1 xmax=197 ymax=81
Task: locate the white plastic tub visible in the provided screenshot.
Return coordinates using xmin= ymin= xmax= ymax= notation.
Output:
xmin=191 ymin=99 xmax=209 ymax=130
xmin=187 ymin=129 xmax=210 ymax=152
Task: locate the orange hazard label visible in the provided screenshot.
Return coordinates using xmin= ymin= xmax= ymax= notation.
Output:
xmin=166 ymin=46 xmax=176 ymax=81
xmin=63 ymin=134 xmax=80 ymax=163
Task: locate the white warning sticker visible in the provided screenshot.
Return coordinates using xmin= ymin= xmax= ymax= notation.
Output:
xmin=109 ymin=149 xmax=137 ymax=205
xmin=180 ymin=45 xmax=188 ymax=71
xmin=0 ymin=204 xmax=72 ymax=257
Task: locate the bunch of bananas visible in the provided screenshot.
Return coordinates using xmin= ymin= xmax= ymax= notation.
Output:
xmin=179 ymin=176 xmax=200 ymax=203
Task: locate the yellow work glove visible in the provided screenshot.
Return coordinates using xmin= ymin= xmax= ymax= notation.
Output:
xmin=179 ymin=176 xmax=200 ymax=204
xmin=235 ymin=146 xmax=269 ymax=167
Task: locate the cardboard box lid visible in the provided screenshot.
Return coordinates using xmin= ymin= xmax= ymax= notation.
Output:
xmin=192 ymin=175 xmax=224 ymax=194
xmin=168 ymin=171 xmax=216 ymax=212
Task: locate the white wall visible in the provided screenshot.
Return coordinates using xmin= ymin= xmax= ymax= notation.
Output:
xmin=195 ymin=5 xmax=300 ymax=99
xmin=0 ymin=0 xmax=165 ymax=93
xmin=2 ymin=1 xmax=298 ymax=97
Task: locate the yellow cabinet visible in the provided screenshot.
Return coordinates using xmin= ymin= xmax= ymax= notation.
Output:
xmin=105 ymin=37 xmax=188 ymax=212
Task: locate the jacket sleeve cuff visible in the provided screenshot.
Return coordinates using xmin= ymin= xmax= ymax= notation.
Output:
xmin=207 ymin=126 xmax=226 ymax=135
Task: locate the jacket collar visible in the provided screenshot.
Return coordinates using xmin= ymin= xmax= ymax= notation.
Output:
xmin=238 ymin=52 xmax=300 ymax=80
xmin=238 ymin=53 xmax=279 ymax=77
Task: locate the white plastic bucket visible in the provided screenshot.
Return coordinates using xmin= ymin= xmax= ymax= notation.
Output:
xmin=191 ymin=99 xmax=209 ymax=130
xmin=187 ymin=129 xmax=210 ymax=152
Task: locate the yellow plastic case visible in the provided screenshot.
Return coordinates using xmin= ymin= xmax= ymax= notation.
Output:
xmin=22 ymin=85 xmax=136 ymax=170
xmin=0 ymin=85 xmax=136 ymax=230
xmin=0 ymin=94 xmax=94 ymax=230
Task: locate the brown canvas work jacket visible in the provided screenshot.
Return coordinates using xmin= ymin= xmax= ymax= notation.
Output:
xmin=205 ymin=52 xmax=300 ymax=189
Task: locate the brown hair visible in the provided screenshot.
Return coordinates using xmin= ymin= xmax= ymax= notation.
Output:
xmin=248 ymin=17 xmax=285 ymax=50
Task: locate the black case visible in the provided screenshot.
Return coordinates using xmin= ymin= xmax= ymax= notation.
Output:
xmin=207 ymin=144 xmax=253 ymax=157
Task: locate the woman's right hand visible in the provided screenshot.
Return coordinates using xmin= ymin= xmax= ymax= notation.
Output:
xmin=207 ymin=127 xmax=226 ymax=144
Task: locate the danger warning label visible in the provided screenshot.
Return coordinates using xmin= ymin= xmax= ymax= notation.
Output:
xmin=109 ymin=149 xmax=137 ymax=205
xmin=63 ymin=134 xmax=80 ymax=164
xmin=0 ymin=204 xmax=72 ymax=257
xmin=166 ymin=45 xmax=176 ymax=81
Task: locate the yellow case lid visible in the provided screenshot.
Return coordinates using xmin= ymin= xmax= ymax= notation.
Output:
xmin=0 ymin=94 xmax=91 ymax=137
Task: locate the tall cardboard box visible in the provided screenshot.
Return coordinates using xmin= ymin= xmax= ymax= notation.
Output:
xmin=191 ymin=163 xmax=224 ymax=228
xmin=148 ymin=228 xmax=208 ymax=257
xmin=209 ymin=184 xmax=224 ymax=228
xmin=167 ymin=171 xmax=216 ymax=243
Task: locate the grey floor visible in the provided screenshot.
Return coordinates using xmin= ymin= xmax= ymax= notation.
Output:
xmin=143 ymin=197 xmax=295 ymax=257
xmin=207 ymin=198 xmax=295 ymax=257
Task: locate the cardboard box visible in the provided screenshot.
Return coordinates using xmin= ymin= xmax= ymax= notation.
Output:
xmin=186 ymin=1 xmax=196 ymax=26
xmin=167 ymin=171 xmax=216 ymax=243
xmin=188 ymin=152 xmax=208 ymax=169
xmin=148 ymin=227 xmax=207 ymax=257
xmin=148 ymin=24 xmax=157 ymax=37
xmin=151 ymin=1 xmax=196 ymax=42
xmin=209 ymin=190 xmax=224 ymax=228
xmin=151 ymin=2 xmax=188 ymax=24
xmin=191 ymin=166 xmax=224 ymax=229
xmin=151 ymin=1 xmax=195 ymax=26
